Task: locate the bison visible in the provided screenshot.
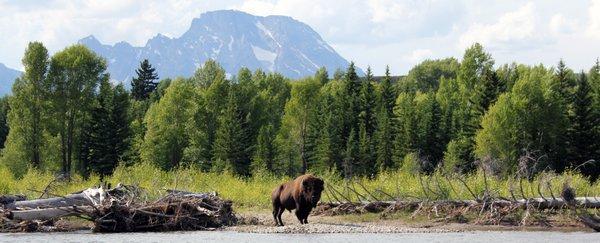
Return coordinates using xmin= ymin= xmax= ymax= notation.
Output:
xmin=271 ymin=174 xmax=324 ymax=226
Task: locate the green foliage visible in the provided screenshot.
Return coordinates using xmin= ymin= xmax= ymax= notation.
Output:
xmin=403 ymin=58 xmax=459 ymax=92
xmin=141 ymin=78 xmax=196 ymax=169
xmin=192 ymin=59 xmax=225 ymax=88
xmin=131 ymin=59 xmax=159 ymax=100
xmin=0 ymin=97 xmax=9 ymax=150
xmin=475 ymin=66 xmax=568 ymax=175
xmin=47 ymin=44 xmax=108 ymax=175
xmin=80 ymin=80 xmax=130 ymax=177
xmin=566 ymin=72 xmax=599 ymax=179
xmin=2 ymin=42 xmax=599 ymax=183
xmin=212 ymin=84 xmax=250 ymax=175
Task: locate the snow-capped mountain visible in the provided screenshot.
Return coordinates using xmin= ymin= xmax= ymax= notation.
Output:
xmin=79 ymin=10 xmax=355 ymax=82
xmin=0 ymin=63 xmax=21 ymax=95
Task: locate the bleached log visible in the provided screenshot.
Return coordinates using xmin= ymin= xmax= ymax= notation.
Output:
xmin=8 ymin=206 xmax=94 ymax=221
xmin=6 ymin=188 xmax=106 ymax=210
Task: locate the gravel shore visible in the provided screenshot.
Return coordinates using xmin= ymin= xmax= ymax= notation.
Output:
xmin=229 ymin=223 xmax=456 ymax=234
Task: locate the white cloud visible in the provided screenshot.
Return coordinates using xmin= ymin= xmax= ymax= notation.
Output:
xmin=587 ymin=0 xmax=600 ymax=39
xmin=458 ymin=2 xmax=539 ymax=50
xmin=550 ymin=14 xmax=578 ymax=35
xmin=1 ymin=0 xmax=600 ymax=75
xmin=403 ymin=49 xmax=433 ymax=64
xmin=368 ymin=0 xmax=415 ymax=23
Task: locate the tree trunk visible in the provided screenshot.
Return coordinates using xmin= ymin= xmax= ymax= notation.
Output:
xmin=66 ymin=115 xmax=75 ymax=176
xmin=8 ymin=206 xmax=94 ymax=221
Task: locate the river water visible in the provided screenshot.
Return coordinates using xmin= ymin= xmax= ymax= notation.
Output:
xmin=0 ymin=230 xmax=597 ymax=243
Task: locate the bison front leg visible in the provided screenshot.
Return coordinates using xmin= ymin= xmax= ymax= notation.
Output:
xmin=295 ymin=208 xmax=304 ymax=224
xmin=302 ymin=209 xmax=310 ymax=224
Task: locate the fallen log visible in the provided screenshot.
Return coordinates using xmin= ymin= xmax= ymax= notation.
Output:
xmin=91 ymin=190 xmax=237 ymax=232
xmin=2 ymin=185 xmax=238 ymax=233
xmin=579 ymin=214 xmax=600 ymax=232
xmin=6 ymin=188 xmax=106 ymax=210
xmin=320 ymin=197 xmax=600 ymax=210
xmin=8 ymin=206 xmax=94 ymax=221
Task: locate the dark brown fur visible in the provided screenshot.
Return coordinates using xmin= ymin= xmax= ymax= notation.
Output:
xmin=271 ymin=174 xmax=324 ymax=226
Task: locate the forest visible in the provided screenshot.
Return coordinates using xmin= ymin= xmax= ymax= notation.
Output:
xmin=0 ymin=42 xmax=599 ymax=183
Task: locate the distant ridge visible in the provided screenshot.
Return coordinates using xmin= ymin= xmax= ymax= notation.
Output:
xmin=79 ymin=10 xmax=358 ymax=83
xmin=0 ymin=63 xmax=21 ymax=95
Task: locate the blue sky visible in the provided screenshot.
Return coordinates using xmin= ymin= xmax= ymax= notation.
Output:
xmin=1 ymin=0 xmax=600 ymax=75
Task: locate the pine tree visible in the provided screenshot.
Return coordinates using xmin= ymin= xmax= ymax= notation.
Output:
xmin=0 ymin=97 xmax=9 ymax=150
xmin=212 ymin=86 xmax=249 ymax=175
xmin=252 ymin=124 xmax=276 ymax=174
xmin=392 ymin=92 xmax=416 ymax=166
xmin=357 ymin=122 xmax=374 ymax=176
xmin=567 ymin=72 xmax=599 ymax=179
xmin=131 ymin=59 xmax=159 ymax=100
xmin=315 ymin=67 xmax=329 ymax=85
xmin=554 ymin=59 xmax=576 ymax=103
xmin=375 ymin=105 xmax=393 ymax=171
xmin=378 ymin=66 xmax=396 ymax=115
xmin=590 ymin=59 xmax=600 ymax=119
xmin=421 ymin=95 xmax=443 ymax=170
xmin=359 ymin=66 xmax=377 ymax=136
xmin=80 ymin=80 xmax=130 ymax=177
xmin=343 ymin=128 xmax=358 ymax=179
xmin=342 ymin=62 xmax=361 ymax=154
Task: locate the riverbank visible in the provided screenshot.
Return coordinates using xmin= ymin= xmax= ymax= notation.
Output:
xmin=231 ymin=209 xmax=594 ymax=234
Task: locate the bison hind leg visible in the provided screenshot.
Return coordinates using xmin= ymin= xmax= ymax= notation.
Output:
xmin=272 ymin=207 xmax=279 ymax=226
xmin=277 ymin=207 xmax=285 ymax=226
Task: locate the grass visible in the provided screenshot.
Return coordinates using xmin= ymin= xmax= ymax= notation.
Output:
xmin=1 ymin=163 xmax=599 ymax=210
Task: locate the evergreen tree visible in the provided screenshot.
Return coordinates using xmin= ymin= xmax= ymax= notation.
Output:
xmin=343 ymin=128 xmax=358 ymax=179
xmin=333 ymin=68 xmax=345 ymax=80
xmin=0 ymin=97 xmax=8 ymax=150
xmin=131 ymin=59 xmax=159 ymax=100
xmin=589 ymin=59 xmax=600 ymax=125
xmin=357 ymin=121 xmax=374 ymax=176
xmin=359 ymin=66 xmax=377 ymax=136
xmin=212 ymin=85 xmax=248 ymax=175
xmin=80 ymin=80 xmax=130 ymax=177
xmin=356 ymin=67 xmax=377 ymax=175
xmin=567 ymin=72 xmax=599 ymax=179
xmin=378 ymin=66 xmax=396 ymax=115
xmin=392 ymin=92 xmax=416 ymax=166
xmin=252 ymin=124 xmax=276 ymax=174
xmin=554 ymin=59 xmax=576 ymax=103
xmin=315 ymin=67 xmax=329 ymax=85
xmin=374 ymin=105 xmax=394 ymax=171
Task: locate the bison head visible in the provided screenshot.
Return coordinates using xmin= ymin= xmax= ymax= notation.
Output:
xmin=302 ymin=176 xmax=325 ymax=207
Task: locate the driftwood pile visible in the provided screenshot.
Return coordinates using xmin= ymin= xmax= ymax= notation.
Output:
xmin=92 ymin=189 xmax=237 ymax=232
xmin=317 ymin=181 xmax=600 ymax=231
xmin=0 ymin=185 xmax=237 ymax=233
